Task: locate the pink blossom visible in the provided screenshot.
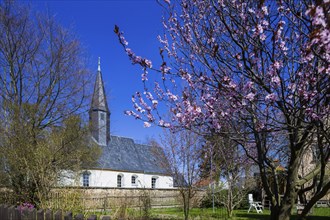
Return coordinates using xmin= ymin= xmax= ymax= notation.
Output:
xmin=152 ymin=99 xmax=158 ymax=105
xmin=279 ymin=41 xmax=288 ymax=52
xmin=311 ymin=113 xmax=319 ymax=120
xmin=278 ymin=20 xmax=286 ymax=26
xmin=135 ymin=105 xmax=144 ymax=113
xmin=273 ymin=61 xmax=282 ymax=70
xmin=167 ymin=92 xmax=178 ymax=101
xmin=248 ymin=8 xmax=255 ymax=14
xmin=120 ymin=35 xmax=128 ymax=46
xmin=115 ymin=1 xmax=330 ymax=183
xmin=125 ymin=110 xmax=133 ymax=116
xmin=114 ymin=3 xmax=330 ymax=219
xmin=125 ymin=48 xmax=134 ymax=56
xmin=223 ymin=76 xmax=230 ymax=82
xmin=319 ymin=29 xmax=330 ymax=44
xmin=144 ymin=122 xmax=151 ymax=128
xmin=312 ymin=6 xmax=327 ymax=27
xmin=262 ymin=6 xmax=268 ymax=15
xmin=147 ymin=113 xmax=154 ymax=122
xmin=246 ymin=92 xmax=255 ymax=101
xmin=229 ymin=81 xmax=237 ymax=89
xmin=163 ymin=122 xmax=171 ymax=128
xmin=260 ymin=33 xmax=266 ymax=41
xmin=160 ymin=65 xmax=171 ymax=73
xmin=271 ymin=76 xmax=281 ymax=87
xmin=244 ymin=81 xmax=254 ymax=90
xmin=144 ymin=92 xmax=153 ymax=100
xmin=133 ymin=56 xmax=142 ymax=63
xmin=195 ymin=106 xmax=202 ymax=113
xmin=159 ymin=119 xmax=165 ymax=126
xmin=152 ymin=100 xmax=158 ymax=108
xmin=145 ymin=59 xmax=152 ymax=68
xmin=131 ymin=112 xmax=141 ymax=119
xmin=141 ymin=73 xmax=148 ymax=81
xmin=265 ymin=93 xmax=277 ymax=103
xmin=176 ymin=112 xmax=183 ymax=118
xmin=288 ymin=83 xmax=296 ymax=92
xmin=262 ymin=20 xmax=269 ymax=26
xmin=277 ymin=6 xmax=285 ymax=12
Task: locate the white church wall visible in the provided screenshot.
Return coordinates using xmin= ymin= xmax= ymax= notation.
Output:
xmin=81 ymin=169 xmax=173 ymax=189
xmin=57 ymin=170 xmax=79 ymax=186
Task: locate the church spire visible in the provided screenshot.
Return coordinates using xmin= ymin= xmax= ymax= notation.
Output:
xmin=91 ymin=57 xmax=109 ymax=112
xmin=89 ymin=57 xmax=110 ymax=146
xmin=98 ymin=57 xmax=101 ymax=72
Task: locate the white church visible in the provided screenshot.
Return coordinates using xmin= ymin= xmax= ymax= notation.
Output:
xmin=77 ymin=59 xmax=174 ymax=189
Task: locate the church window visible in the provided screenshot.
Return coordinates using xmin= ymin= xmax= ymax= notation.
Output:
xmin=100 ymin=112 xmax=105 ymax=121
xmin=151 ymin=177 xmax=157 ymax=189
xmin=83 ymin=172 xmax=90 ymax=187
xmin=132 ymin=175 xmax=139 ymax=186
xmin=117 ymin=174 xmax=123 ymax=187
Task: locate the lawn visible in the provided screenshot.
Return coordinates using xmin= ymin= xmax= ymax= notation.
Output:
xmin=86 ymin=207 xmax=330 ymax=219
xmin=149 ymin=207 xmax=330 ymax=220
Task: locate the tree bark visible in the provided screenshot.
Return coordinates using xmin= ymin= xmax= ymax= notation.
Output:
xmin=278 ymin=203 xmax=293 ymax=220
xmin=270 ymin=205 xmax=280 ymax=220
xmin=269 ymin=204 xmax=292 ymax=220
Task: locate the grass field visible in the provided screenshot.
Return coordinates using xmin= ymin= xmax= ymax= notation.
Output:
xmin=87 ymin=206 xmax=330 ymax=219
xmin=149 ymin=207 xmax=330 ymax=220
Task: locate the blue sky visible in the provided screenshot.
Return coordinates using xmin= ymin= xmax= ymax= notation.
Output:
xmin=29 ymin=0 xmax=165 ymax=143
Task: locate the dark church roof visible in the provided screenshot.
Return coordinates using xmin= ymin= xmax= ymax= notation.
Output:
xmin=95 ymin=135 xmax=169 ymax=175
xmin=90 ymin=58 xmax=109 ymax=113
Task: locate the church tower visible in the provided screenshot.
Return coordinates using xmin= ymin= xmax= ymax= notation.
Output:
xmin=89 ymin=58 xmax=110 ymax=146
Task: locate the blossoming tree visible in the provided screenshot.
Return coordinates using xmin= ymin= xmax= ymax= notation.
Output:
xmin=115 ymin=0 xmax=329 ymax=219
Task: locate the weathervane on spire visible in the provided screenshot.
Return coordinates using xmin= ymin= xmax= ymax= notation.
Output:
xmin=98 ymin=57 xmax=101 ymax=71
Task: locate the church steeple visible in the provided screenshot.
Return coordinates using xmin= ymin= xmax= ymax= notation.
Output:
xmin=89 ymin=57 xmax=110 ymax=146
xmin=98 ymin=57 xmax=101 ymax=72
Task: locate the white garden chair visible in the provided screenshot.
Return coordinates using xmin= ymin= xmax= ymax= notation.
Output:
xmin=248 ymin=194 xmax=263 ymax=213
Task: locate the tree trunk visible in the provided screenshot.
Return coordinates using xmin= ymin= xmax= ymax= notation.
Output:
xmin=227 ymin=207 xmax=233 ymax=218
xmin=269 ymin=205 xmax=281 ymax=220
xmin=269 ymin=202 xmax=293 ymax=220
xmin=278 ymin=203 xmax=292 ymax=220
xmin=183 ymin=190 xmax=190 ymax=220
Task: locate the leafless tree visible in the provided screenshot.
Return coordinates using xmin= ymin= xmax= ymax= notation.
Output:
xmin=205 ymin=134 xmax=255 ymax=218
xmin=159 ymin=129 xmax=202 ymax=220
xmin=0 ymin=1 xmax=99 ymax=206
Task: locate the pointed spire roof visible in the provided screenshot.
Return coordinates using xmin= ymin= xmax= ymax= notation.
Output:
xmin=98 ymin=57 xmax=101 ymax=72
xmin=91 ymin=57 xmax=109 ymax=112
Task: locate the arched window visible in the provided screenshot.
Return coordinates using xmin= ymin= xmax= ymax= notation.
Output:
xmin=151 ymin=177 xmax=158 ymax=189
xmin=117 ymin=174 xmax=123 ymax=187
xmin=131 ymin=175 xmax=138 ymax=186
xmin=82 ymin=171 xmax=91 ymax=187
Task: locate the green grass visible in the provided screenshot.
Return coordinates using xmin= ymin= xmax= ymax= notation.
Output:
xmin=149 ymin=207 xmax=330 ymax=220
xmin=84 ymin=207 xmax=330 ymax=219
